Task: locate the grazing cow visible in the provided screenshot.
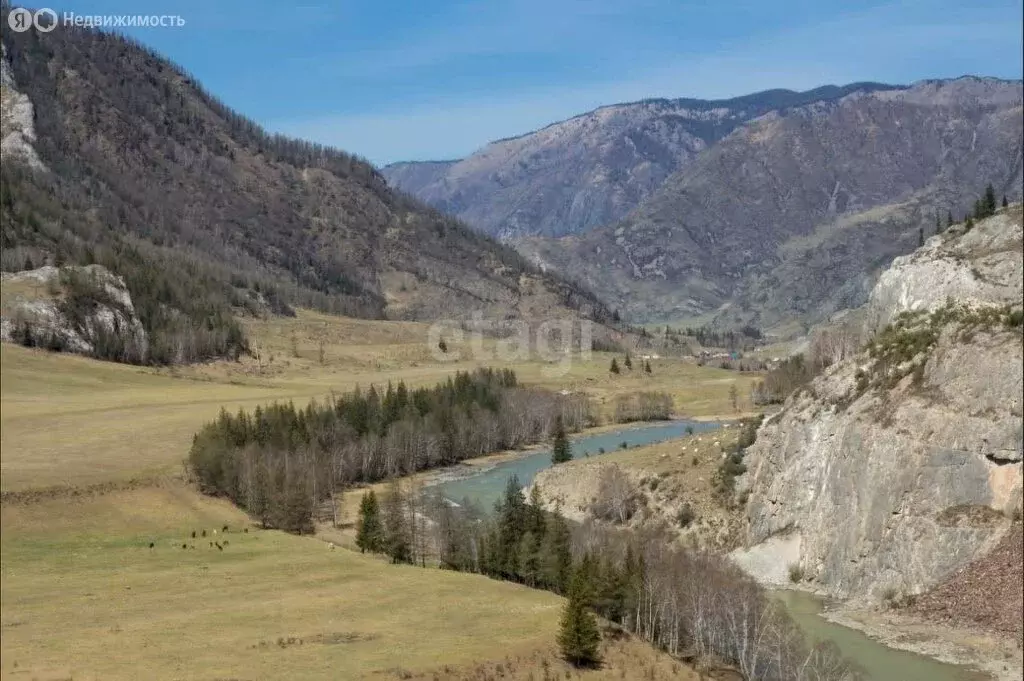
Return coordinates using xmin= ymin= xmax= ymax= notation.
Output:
xmin=243 ymin=528 xmax=249 ymax=533
xmin=328 ymin=542 xmax=335 ymax=550
xmin=209 ymin=542 xmax=214 ymax=548
xmin=201 ymin=530 xmax=207 ymax=538
xmin=222 ymin=540 xmax=229 ymax=546
xmin=222 ymin=525 xmax=228 ymax=533
xmin=181 ymin=543 xmax=187 ymax=550
xmin=148 ymin=542 xmax=155 ymax=549
xmin=191 ymin=530 xmax=196 ymax=539
xmin=213 ymin=529 xmax=218 ymax=536
xmin=215 ymin=542 xmax=223 ymax=551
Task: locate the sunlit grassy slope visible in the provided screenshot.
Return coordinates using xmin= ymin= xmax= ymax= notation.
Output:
xmin=0 ymin=483 xmax=695 ymax=681
xmin=0 ymin=310 xmax=727 ymax=679
xmin=1 ymin=309 xmax=760 ymax=492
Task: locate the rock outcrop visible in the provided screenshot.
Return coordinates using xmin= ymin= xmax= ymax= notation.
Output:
xmin=1 ymin=265 xmax=149 ymax=362
xmin=733 ymin=207 xmax=1024 ymax=603
xmin=519 ymin=77 xmax=1023 ymax=327
xmin=0 ymin=44 xmax=46 ymax=171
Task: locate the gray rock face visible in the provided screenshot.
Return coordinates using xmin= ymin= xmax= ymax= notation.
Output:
xmin=734 ymin=209 xmax=1024 ymax=603
xmin=1 ymin=265 xmax=149 ymax=360
xmin=0 ymin=45 xmax=46 ymax=171
xmin=520 ymin=77 xmax=1023 ymax=327
xmin=383 ymin=84 xmax=895 ymax=239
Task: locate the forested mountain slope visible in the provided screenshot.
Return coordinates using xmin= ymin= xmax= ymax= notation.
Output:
xmin=0 ymin=18 xmax=614 ymax=364
xmin=383 ymin=84 xmax=894 ymax=239
xmin=519 ymin=77 xmax=1023 ymax=329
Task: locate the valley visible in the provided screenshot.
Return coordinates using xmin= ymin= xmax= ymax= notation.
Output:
xmin=1 ymin=310 xmax=757 ymax=680
xmin=2 ymin=6 xmax=1022 ymax=681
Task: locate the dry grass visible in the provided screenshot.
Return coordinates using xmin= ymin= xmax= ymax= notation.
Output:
xmin=1 ymin=310 xmax=760 ymax=492
xmin=0 ymin=310 xmax=744 ymax=679
xmin=532 ymin=428 xmax=751 ymax=551
xmin=0 ymin=483 xmax=692 ymax=680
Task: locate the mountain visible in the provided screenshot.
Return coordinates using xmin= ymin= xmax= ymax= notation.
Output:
xmin=519 ymin=77 xmax=1024 ymax=330
xmin=733 ymin=205 xmax=1023 ymax=606
xmin=0 ymin=20 xmax=616 ymax=364
xmin=383 ymin=84 xmax=895 ymax=239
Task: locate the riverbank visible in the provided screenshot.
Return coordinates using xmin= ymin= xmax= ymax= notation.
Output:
xmin=421 ymin=416 xmax=745 ymax=487
xmin=824 ymin=605 xmax=1023 ymax=681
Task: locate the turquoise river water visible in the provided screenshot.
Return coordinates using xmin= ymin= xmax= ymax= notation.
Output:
xmin=431 ymin=420 xmax=986 ymax=681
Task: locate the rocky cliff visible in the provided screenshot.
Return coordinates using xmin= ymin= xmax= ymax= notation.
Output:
xmin=520 ymin=77 xmax=1023 ymax=328
xmin=383 ymin=84 xmax=893 ymax=239
xmin=1 ymin=265 xmax=149 ymax=362
xmin=733 ymin=206 xmax=1024 ymax=603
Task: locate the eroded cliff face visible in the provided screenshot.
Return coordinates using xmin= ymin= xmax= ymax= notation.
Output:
xmin=734 ymin=207 xmax=1024 ymax=603
xmin=1 ymin=265 xmax=149 ymax=362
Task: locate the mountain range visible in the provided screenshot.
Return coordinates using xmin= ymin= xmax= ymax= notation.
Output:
xmin=385 ymin=78 xmax=1024 ymax=332
xmin=0 ymin=22 xmax=616 ymax=363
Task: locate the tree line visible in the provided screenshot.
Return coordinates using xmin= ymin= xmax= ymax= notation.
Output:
xmin=188 ymin=368 xmax=594 ymax=532
xmin=356 ymin=477 xmax=858 ymax=678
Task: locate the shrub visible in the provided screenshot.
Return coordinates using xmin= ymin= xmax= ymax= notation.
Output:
xmin=677 ymin=503 xmax=695 ymax=528
xmin=788 ymin=563 xmax=804 ymax=583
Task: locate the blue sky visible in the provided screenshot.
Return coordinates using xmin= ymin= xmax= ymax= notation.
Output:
xmin=46 ymin=0 xmax=1024 ymax=165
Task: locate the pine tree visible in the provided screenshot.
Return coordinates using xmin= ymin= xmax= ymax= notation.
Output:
xmin=918 ymin=227 xmax=924 ymax=247
xmin=495 ymin=474 xmax=527 ymax=578
xmin=983 ymin=183 xmax=997 ymax=217
xmin=946 ymin=210 xmax=953 ymax=229
xmin=1002 ymin=195 xmax=1009 ymax=209
xmin=382 ymin=480 xmax=412 ymax=564
xmin=355 ymin=490 xmax=384 ymax=553
xmin=558 ymin=563 xmax=601 ymax=667
xmin=551 ymin=416 xmax=572 ymax=464
xmin=624 ymin=353 xmax=633 ymax=370
xmin=643 ymin=360 xmax=652 ymax=374
xmin=965 ymin=216 xmax=975 ymax=232
xmin=609 ymin=358 xmax=620 ymax=374
xmin=934 ymin=214 xmax=941 ymax=235
xmin=542 ymin=506 xmax=573 ymax=594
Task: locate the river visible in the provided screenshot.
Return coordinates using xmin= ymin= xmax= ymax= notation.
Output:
xmin=430 ymin=419 xmax=986 ymax=681
xmin=433 ymin=419 xmax=720 ymax=508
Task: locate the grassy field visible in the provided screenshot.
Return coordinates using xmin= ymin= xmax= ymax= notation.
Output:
xmin=0 ymin=309 xmax=757 ymax=679
xmin=0 ymin=483 xmax=696 ymax=680
xmin=1 ymin=309 xmax=761 ymax=492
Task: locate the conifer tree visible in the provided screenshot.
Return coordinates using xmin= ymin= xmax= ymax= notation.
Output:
xmin=918 ymin=226 xmax=924 ymax=247
xmin=356 ymin=490 xmax=384 ymax=553
xmin=609 ymin=357 xmax=620 ymax=374
xmin=624 ymin=353 xmax=633 ymax=370
xmin=946 ymin=210 xmax=953 ymax=228
xmin=1002 ymin=195 xmax=1009 ymax=209
xmin=542 ymin=505 xmax=573 ymax=594
xmin=644 ymin=360 xmax=652 ymax=374
xmin=495 ymin=475 xmax=527 ymax=578
xmin=551 ymin=416 xmax=572 ymax=464
xmin=382 ymin=480 xmax=412 ymax=564
xmin=558 ymin=563 xmax=601 ymax=666
xmin=983 ymin=183 xmax=997 ymax=217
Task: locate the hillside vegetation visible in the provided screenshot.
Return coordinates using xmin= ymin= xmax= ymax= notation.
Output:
xmin=0 ymin=19 xmax=615 ymax=365
xmin=0 ymin=482 xmax=695 ymax=681
xmin=518 ymin=77 xmax=1023 ymax=329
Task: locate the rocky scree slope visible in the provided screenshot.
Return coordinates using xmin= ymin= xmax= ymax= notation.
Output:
xmin=383 ymin=84 xmax=893 ymax=239
xmin=733 ymin=206 xmax=1024 ymax=603
xmin=520 ymin=77 xmax=1023 ymax=329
